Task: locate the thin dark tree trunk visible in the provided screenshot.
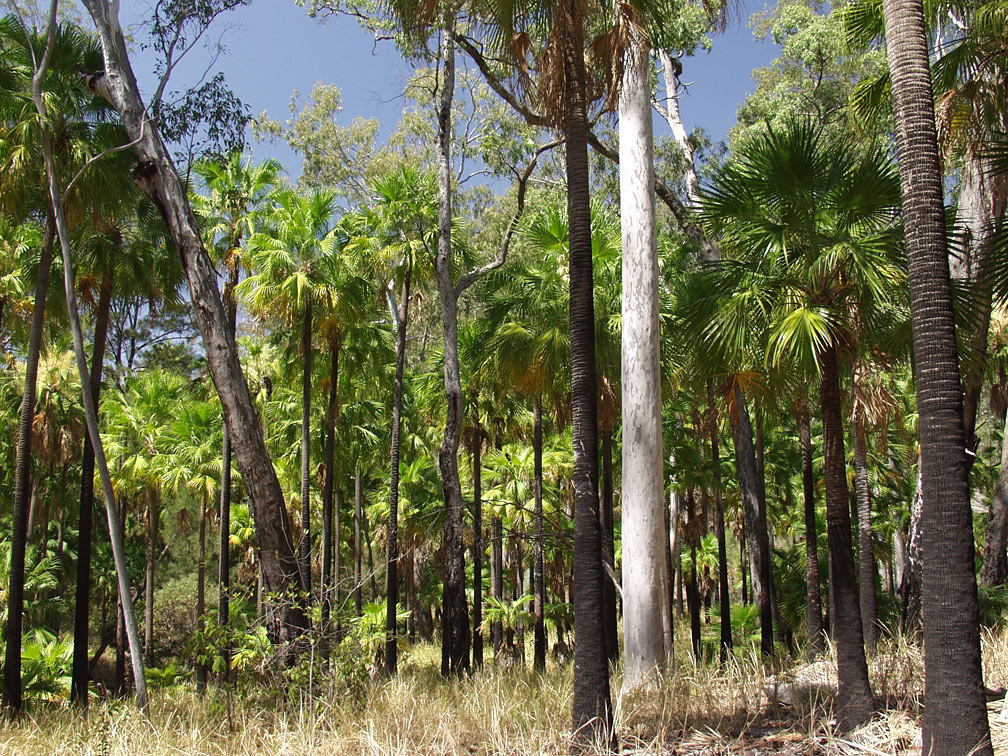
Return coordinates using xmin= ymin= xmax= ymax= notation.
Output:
xmin=731 ymin=385 xmax=773 ymax=656
xmin=354 ymin=474 xmax=363 ymax=615
xmin=472 ymin=423 xmax=484 ymax=668
xmin=364 ymin=504 xmax=377 ymax=600
xmin=819 ymin=343 xmax=873 ymax=730
xmin=854 ymin=419 xmax=879 ymax=652
xmin=2 ymin=219 xmax=55 ymax=712
xmin=798 ymin=401 xmax=825 ymax=655
xmin=740 ymin=530 xmax=749 ymax=605
xmin=299 ymin=302 xmax=313 ymax=596
xmin=533 ymin=395 xmax=546 ymax=672
xmin=195 ymin=498 xmax=208 ymax=694
xmin=564 ymin=7 xmax=612 ymax=742
xmin=71 ymin=277 xmax=113 ymax=707
xmin=882 ymin=0 xmax=993 ymax=749
xmin=321 ymin=338 xmax=339 ymax=633
xmin=600 ymin=425 xmax=618 ymax=662
xmin=144 ymin=500 xmax=157 ymax=665
xmin=491 ymin=514 xmax=504 ymax=655
xmin=687 ymin=545 xmax=701 ymax=659
xmin=709 ymin=399 xmax=732 ymax=660
xmin=386 ymin=267 xmax=411 ymax=676
xmin=218 ymin=263 xmax=238 ymax=682
xmin=664 ymin=491 xmax=675 ymax=656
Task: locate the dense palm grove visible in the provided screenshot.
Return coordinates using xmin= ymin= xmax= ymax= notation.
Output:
xmin=0 ymin=0 xmax=1006 ymax=754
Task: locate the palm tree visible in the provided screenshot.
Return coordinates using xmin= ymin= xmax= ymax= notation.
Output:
xmin=699 ymin=119 xmax=904 ymax=730
xmin=239 ymin=187 xmax=342 ymax=599
xmin=345 ymin=165 xmax=437 ymax=675
xmin=880 ymin=0 xmax=993 ymax=750
xmin=192 ymin=150 xmax=280 ymax=663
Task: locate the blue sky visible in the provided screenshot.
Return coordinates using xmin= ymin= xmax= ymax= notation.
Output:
xmin=122 ymin=0 xmax=776 ymax=180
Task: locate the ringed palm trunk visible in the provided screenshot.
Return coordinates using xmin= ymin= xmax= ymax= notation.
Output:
xmin=435 ymin=16 xmax=471 ymax=678
xmin=853 ymin=419 xmax=879 ymax=652
xmin=195 ymin=498 xmax=208 ymax=693
xmin=386 ymin=266 xmax=411 ymax=676
xmin=819 ymin=343 xmax=873 ymax=730
xmin=321 ymin=336 xmax=339 ymax=634
xmin=563 ymin=7 xmax=613 ymax=744
xmin=472 ymin=424 xmax=484 ymax=668
xmin=708 ymin=400 xmax=732 ymax=661
xmin=798 ymin=401 xmax=826 ymax=655
xmin=619 ymin=29 xmax=668 ymax=688
xmin=2 ymin=218 xmax=55 ymax=712
xmin=71 ymin=276 xmax=113 ymax=707
xmin=882 ymin=1 xmax=993 ymax=750
xmin=299 ymin=301 xmax=313 ymax=597
xmin=533 ymin=395 xmax=546 ymax=672
xmin=730 ymin=385 xmax=774 ymax=657
xmin=600 ymin=426 xmax=618 ymax=662
xmin=218 ymin=264 xmax=238 ymax=681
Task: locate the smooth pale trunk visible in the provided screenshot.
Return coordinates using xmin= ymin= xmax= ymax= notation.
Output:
xmin=619 ymin=35 xmax=668 ymax=689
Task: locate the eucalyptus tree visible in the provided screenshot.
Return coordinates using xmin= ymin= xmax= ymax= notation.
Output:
xmin=79 ymin=0 xmax=306 ymax=649
xmin=699 ymin=119 xmax=904 ymax=730
xmin=238 ymin=187 xmax=342 ymax=599
xmin=878 ymin=0 xmax=994 ymax=750
xmin=191 ymin=151 xmax=280 ymax=654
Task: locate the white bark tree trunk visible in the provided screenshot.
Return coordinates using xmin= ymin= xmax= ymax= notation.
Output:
xmin=619 ymin=34 xmax=668 ymax=689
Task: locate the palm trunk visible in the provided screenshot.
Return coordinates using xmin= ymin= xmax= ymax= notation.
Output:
xmin=321 ymin=337 xmax=339 ymax=633
xmin=82 ymin=1 xmax=306 ymax=647
xmin=600 ymin=427 xmax=618 ymax=662
xmin=533 ymin=395 xmax=546 ymax=672
xmin=798 ymin=400 xmax=825 ymax=655
xmin=71 ymin=276 xmax=113 ymax=707
xmin=2 ymin=218 xmax=55 ymax=712
xmin=354 ymin=474 xmax=363 ymax=615
xmin=218 ymin=262 xmax=238 ymax=683
xmin=472 ymin=423 xmax=484 ymax=668
xmin=386 ymin=266 xmax=411 ymax=675
xmin=731 ymin=385 xmax=774 ymax=656
xmin=982 ymin=407 xmax=1008 ymax=586
xmin=618 ymin=28 xmax=668 ymax=688
xmin=195 ymin=498 xmax=207 ymax=694
xmin=882 ymin=1 xmax=993 ymax=749
xmin=491 ymin=514 xmax=504 ymax=655
xmin=564 ymin=6 xmax=612 ymax=743
xmin=709 ymin=399 xmax=732 ymax=660
xmin=299 ymin=302 xmax=313 ymax=596
xmin=853 ymin=418 xmax=879 ymax=652
xmin=819 ymin=343 xmax=873 ymax=730
xmin=145 ymin=500 xmax=157 ymax=665
xmin=687 ymin=545 xmax=701 ymax=659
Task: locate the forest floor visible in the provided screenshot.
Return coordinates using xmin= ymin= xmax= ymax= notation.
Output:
xmin=1 ymin=628 xmax=1006 ymax=756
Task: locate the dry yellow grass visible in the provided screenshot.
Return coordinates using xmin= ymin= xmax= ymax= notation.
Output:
xmin=0 ymin=626 xmax=1005 ymax=756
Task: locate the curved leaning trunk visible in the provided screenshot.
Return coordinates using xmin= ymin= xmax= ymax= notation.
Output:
xmin=882 ymin=0 xmax=993 ymax=751
xmin=619 ymin=30 xmax=669 ymax=689
xmin=434 ymin=17 xmax=471 ymax=679
xmin=81 ymin=0 xmax=306 ymax=648
xmin=798 ymin=402 xmax=825 ymax=655
xmin=386 ymin=266 xmax=411 ymax=676
xmin=819 ymin=344 xmax=873 ymax=730
xmin=2 ymin=219 xmax=55 ymax=713
xmin=563 ymin=6 xmax=612 ymax=744
xmin=853 ymin=419 xmax=879 ymax=652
